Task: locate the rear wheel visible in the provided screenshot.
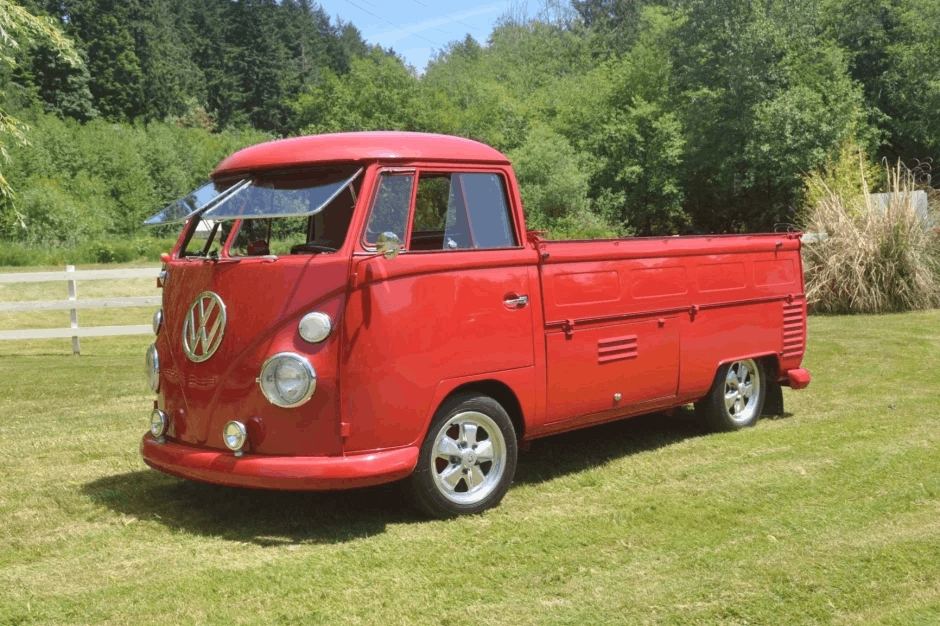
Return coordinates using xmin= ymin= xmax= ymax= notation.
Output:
xmin=695 ymin=358 xmax=766 ymax=432
xmin=406 ymin=393 xmax=517 ymax=518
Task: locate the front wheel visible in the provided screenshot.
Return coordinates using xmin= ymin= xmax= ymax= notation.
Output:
xmin=695 ymin=358 xmax=767 ymax=432
xmin=406 ymin=393 xmax=517 ymax=518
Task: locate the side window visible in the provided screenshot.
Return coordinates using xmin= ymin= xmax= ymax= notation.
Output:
xmin=409 ymin=172 xmax=516 ymax=251
xmin=411 ymin=173 xmax=472 ymax=250
xmin=364 ymin=173 xmax=413 ymax=247
xmin=460 ymin=173 xmax=516 ymax=248
xmin=230 ymin=219 xmax=271 ymax=256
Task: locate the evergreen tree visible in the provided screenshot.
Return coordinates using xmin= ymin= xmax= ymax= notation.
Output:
xmin=27 ymin=43 xmax=98 ymax=122
xmin=223 ymin=0 xmax=290 ymax=131
xmin=279 ymin=0 xmax=330 ymax=88
xmin=325 ymin=18 xmax=369 ymax=76
xmin=84 ymin=13 xmax=144 ymax=120
xmin=132 ymin=0 xmax=205 ymax=120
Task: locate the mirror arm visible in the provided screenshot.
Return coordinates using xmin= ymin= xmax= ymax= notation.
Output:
xmin=350 ymin=231 xmax=402 ymax=290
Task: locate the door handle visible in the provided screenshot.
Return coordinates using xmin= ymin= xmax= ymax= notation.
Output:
xmin=504 ymin=295 xmax=529 ymax=308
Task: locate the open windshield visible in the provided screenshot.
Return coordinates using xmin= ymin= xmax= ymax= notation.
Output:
xmin=152 ymin=165 xmax=364 ymax=258
xmin=143 ymin=179 xmax=248 ymax=226
xmin=144 ymin=166 xmax=362 ymax=225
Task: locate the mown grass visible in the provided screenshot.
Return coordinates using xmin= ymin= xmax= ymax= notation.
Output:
xmin=1 ymin=267 xmax=938 ymax=624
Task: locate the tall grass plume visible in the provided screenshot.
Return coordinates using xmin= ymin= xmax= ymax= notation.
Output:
xmin=801 ymin=153 xmax=940 ymax=314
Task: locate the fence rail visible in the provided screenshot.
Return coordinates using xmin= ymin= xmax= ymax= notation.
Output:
xmin=0 ymin=266 xmax=160 ymax=353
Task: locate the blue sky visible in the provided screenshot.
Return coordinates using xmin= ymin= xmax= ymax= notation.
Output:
xmin=314 ymin=0 xmax=510 ymax=73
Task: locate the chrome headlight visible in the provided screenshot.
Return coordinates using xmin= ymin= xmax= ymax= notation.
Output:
xmin=298 ymin=312 xmax=332 ymax=343
xmin=258 ymin=352 xmax=316 ymax=408
xmin=223 ymin=420 xmax=247 ymax=452
xmin=150 ymin=409 xmax=167 ymax=438
xmin=153 ymin=309 xmax=164 ymax=335
xmin=145 ymin=344 xmax=160 ymax=392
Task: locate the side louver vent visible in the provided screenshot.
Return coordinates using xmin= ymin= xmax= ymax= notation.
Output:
xmin=598 ymin=335 xmax=638 ymax=364
xmin=782 ymin=302 xmax=805 ymax=359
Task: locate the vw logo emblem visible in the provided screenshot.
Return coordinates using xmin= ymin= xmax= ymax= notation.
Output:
xmin=182 ymin=291 xmax=227 ymax=362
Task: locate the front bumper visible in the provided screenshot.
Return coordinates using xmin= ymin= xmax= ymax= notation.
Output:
xmin=140 ymin=434 xmax=419 ymax=490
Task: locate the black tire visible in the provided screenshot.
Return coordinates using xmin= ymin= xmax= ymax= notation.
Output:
xmin=406 ymin=393 xmax=517 ymax=519
xmin=695 ymin=358 xmax=767 ymax=432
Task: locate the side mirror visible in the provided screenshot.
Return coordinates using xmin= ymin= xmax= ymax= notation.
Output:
xmin=375 ymin=231 xmax=402 ymax=260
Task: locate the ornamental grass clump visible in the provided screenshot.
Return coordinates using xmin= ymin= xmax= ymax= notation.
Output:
xmin=801 ymin=154 xmax=940 ymax=314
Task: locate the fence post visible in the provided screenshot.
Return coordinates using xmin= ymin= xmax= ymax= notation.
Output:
xmin=67 ymin=265 xmax=81 ymax=355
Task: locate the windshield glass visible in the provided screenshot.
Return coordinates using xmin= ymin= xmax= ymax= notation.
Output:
xmin=202 ymin=167 xmax=362 ymax=220
xmin=174 ymin=165 xmax=364 ymax=258
xmin=143 ymin=179 xmax=247 ymax=226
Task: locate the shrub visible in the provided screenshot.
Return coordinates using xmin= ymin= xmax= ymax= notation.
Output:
xmin=1 ymin=108 xmax=269 ymax=245
xmin=0 ymin=245 xmax=39 ymax=267
xmin=0 ymin=237 xmax=177 ymax=266
xmin=801 ymin=155 xmax=940 ymax=314
xmin=509 ymin=126 xmax=618 ymax=239
xmin=543 ymin=210 xmax=619 ymax=240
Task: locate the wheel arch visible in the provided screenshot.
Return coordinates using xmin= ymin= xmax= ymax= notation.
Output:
xmin=431 ymin=379 xmax=526 ymax=444
xmin=696 ymin=353 xmax=773 ymax=431
xmin=691 ymin=352 xmax=779 ymax=403
xmin=716 ymin=351 xmax=780 ymax=379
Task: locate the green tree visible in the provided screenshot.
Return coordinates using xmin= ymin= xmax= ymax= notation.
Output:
xmin=671 ymin=0 xmax=871 ymax=232
xmin=0 ymin=0 xmax=79 ymax=200
xmin=25 ymin=43 xmax=98 ymax=121
xmin=223 ymin=0 xmax=291 ymax=131
xmin=292 ymin=46 xmax=419 ymax=134
xmin=572 ymin=0 xmax=649 ymax=53
xmin=133 ymin=0 xmax=205 ymax=121
xmin=84 ymin=13 xmax=144 ymax=120
xmin=325 ymin=19 xmax=369 ymax=76
xmin=878 ymin=0 xmax=940 ymax=162
xmin=279 ymin=0 xmax=330 ymax=90
xmin=547 ymin=7 xmax=686 ymax=235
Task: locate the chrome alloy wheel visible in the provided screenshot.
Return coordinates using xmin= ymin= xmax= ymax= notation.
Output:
xmin=431 ymin=411 xmax=506 ymax=505
xmin=724 ymin=359 xmax=761 ymax=426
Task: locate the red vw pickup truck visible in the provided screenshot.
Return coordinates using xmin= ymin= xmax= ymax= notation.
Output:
xmin=141 ymin=132 xmax=811 ymax=518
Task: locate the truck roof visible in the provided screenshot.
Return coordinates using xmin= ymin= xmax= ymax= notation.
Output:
xmin=212 ymin=131 xmax=510 ymax=177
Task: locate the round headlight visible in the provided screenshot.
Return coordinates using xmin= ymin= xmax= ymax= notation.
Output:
xmin=298 ymin=312 xmax=332 ymax=343
xmin=150 ymin=409 xmax=167 ymax=438
xmin=223 ymin=420 xmax=247 ymax=451
xmin=258 ymin=352 xmax=316 ymax=408
xmin=153 ymin=309 xmax=164 ymax=335
xmin=145 ymin=344 xmax=160 ymax=392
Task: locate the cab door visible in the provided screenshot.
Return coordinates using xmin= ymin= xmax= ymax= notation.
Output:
xmin=341 ymin=168 xmax=537 ymax=453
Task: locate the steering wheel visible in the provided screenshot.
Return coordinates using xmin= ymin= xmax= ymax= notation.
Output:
xmin=291 ymin=242 xmax=338 ymax=254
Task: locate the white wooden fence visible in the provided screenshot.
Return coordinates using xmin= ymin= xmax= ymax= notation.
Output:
xmin=0 ymin=266 xmax=161 ymax=354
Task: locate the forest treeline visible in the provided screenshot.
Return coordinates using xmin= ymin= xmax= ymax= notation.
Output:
xmin=1 ymin=0 xmax=939 ymax=248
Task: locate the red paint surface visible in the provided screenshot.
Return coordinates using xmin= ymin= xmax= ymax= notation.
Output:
xmin=212 ymin=132 xmax=509 ymax=177
xmin=787 ymin=368 xmax=812 ymax=390
xmin=141 ymin=435 xmax=418 ymax=489
xmin=143 ymin=132 xmax=811 ymax=491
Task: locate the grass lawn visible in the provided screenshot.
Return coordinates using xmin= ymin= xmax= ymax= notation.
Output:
xmin=1 ymin=265 xmax=938 ymax=624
